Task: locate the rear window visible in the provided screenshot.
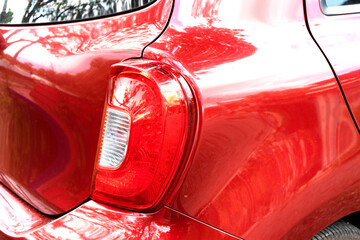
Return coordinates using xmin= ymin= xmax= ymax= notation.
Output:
xmin=0 ymin=0 xmax=155 ymax=25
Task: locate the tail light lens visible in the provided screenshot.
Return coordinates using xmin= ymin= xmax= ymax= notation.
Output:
xmin=91 ymin=59 xmax=195 ymax=211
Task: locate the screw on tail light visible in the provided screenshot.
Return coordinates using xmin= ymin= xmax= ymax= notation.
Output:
xmin=91 ymin=59 xmax=196 ymax=211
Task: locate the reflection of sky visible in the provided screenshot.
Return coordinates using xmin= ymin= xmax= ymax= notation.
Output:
xmin=326 ymin=0 xmax=351 ymax=6
xmin=0 ymin=0 xmax=27 ymax=23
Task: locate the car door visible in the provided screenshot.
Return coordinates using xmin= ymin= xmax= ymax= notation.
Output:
xmin=0 ymin=0 xmax=172 ymax=215
xmin=305 ymin=0 xmax=360 ymax=132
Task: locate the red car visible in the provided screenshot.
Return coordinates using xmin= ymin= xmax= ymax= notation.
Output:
xmin=0 ymin=0 xmax=360 ymax=239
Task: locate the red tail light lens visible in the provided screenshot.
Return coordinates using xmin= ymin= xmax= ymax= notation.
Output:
xmin=91 ymin=60 xmax=195 ymax=211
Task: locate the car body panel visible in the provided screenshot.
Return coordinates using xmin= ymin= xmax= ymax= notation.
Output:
xmin=0 ymin=183 xmax=52 ymax=237
xmin=25 ymin=203 xmax=239 ymax=240
xmin=0 ymin=0 xmax=360 ymax=239
xmin=305 ymin=0 xmax=360 ymax=130
xmin=0 ymin=0 xmax=172 ymax=215
xmin=144 ymin=0 xmax=360 ymax=239
xmin=0 ymin=182 xmax=239 ymax=240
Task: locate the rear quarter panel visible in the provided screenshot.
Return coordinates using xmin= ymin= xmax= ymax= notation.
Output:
xmin=0 ymin=0 xmax=172 ymax=215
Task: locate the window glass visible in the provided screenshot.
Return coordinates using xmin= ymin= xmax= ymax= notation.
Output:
xmin=321 ymin=0 xmax=360 ymax=14
xmin=325 ymin=0 xmax=360 ymax=6
xmin=0 ymin=0 xmax=155 ymax=24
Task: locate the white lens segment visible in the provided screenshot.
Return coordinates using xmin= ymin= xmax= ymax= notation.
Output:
xmin=99 ymin=108 xmax=130 ymax=168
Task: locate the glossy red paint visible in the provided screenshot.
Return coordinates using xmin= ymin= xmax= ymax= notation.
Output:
xmin=0 ymin=0 xmax=360 ymax=239
xmin=0 ymin=183 xmax=52 ymax=237
xmin=28 ymin=202 xmax=239 ymax=240
xmin=0 ymin=183 xmax=238 ymax=239
xmin=0 ymin=0 xmax=172 ymax=215
xmin=144 ymin=0 xmax=360 ymax=239
xmin=305 ymin=0 xmax=360 ymax=130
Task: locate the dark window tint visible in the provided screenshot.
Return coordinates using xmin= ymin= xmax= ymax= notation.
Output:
xmin=0 ymin=0 xmax=155 ymax=25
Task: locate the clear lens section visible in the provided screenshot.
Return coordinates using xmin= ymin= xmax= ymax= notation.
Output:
xmin=99 ymin=107 xmax=130 ymax=168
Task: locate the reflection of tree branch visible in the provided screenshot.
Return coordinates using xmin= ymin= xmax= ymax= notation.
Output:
xmin=21 ymin=0 xmax=124 ymax=23
xmin=39 ymin=0 xmax=56 ymax=7
xmin=7 ymin=39 xmax=36 ymax=45
xmin=13 ymin=42 xmax=35 ymax=59
xmin=32 ymin=13 xmax=48 ymax=22
xmin=57 ymin=6 xmax=75 ymax=20
xmin=22 ymin=0 xmax=34 ymax=23
xmin=4 ymin=31 xmax=18 ymax=42
xmin=22 ymin=0 xmax=57 ymax=23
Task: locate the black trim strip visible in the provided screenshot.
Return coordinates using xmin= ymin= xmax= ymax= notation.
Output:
xmin=141 ymin=0 xmax=175 ymax=57
xmin=165 ymin=205 xmax=243 ymax=240
xmin=303 ymin=0 xmax=360 ymax=134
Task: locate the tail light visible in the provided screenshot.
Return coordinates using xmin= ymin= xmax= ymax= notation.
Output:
xmin=90 ymin=59 xmax=195 ymax=211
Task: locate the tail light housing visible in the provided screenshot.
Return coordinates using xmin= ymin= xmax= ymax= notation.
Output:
xmin=91 ymin=59 xmax=195 ymax=211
